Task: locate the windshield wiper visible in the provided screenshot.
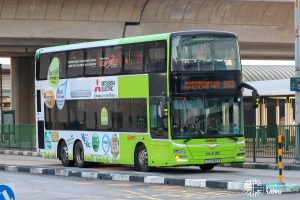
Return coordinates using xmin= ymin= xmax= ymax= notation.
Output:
xmin=183 ymin=134 xmax=239 ymax=142
xmin=184 ymin=135 xmax=202 ymax=143
xmin=228 ymin=137 xmax=238 ymax=141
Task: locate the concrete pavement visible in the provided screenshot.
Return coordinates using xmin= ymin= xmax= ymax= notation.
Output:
xmin=0 ymin=154 xmax=299 ymax=194
xmin=2 ymin=150 xmax=300 ymax=171
xmin=0 ymin=170 xmax=243 ymax=200
xmin=0 ymin=149 xmax=39 ymax=157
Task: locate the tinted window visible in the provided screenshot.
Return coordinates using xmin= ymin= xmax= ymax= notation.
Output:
xmin=85 ymin=48 xmax=103 ymax=76
xmin=145 ymin=41 xmax=166 ymax=73
xmin=36 ymin=90 xmax=41 ymax=112
xmin=124 ymin=43 xmax=144 ymax=74
xmin=150 ymin=97 xmax=168 ymax=139
xmin=67 ymin=50 xmax=84 ymax=78
xmin=38 ymin=53 xmax=51 ymax=80
xmin=44 ymin=98 xmax=147 ymax=132
xmin=52 ymin=52 xmax=67 ymax=79
xmin=38 ymin=52 xmax=67 ymax=80
xmin=103 ymin=46 xmax=122 ymax=75
xmin=37 ymin=40 xmax=167 ymax=80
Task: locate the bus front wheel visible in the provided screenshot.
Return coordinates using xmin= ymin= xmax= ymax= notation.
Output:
xmin=74 ymin=142 xmax=86 ymax=168
xmin=199 ymin=164 xmax=215 ymax=171
xmin=137 ymin=145 xmax=151 ymax=172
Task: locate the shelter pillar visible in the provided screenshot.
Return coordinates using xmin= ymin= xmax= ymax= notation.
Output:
xmin=261 ymin=99 xmax=267 ymax=144
xmin=11 ymin=57 xmax=35 ymax=125
xmin=256 ymin=100 xmax=261 ymax=149
xmin=285 ymin=98 xmax=290 ymax=151
xmin=276 ymin=100 xmax=280 ymax=125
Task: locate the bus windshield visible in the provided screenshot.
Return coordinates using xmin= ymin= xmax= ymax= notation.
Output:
xmin=171 ymin=35 xmax=240 ymax=72
xmin=171 ymin=96 xmax=242 ymax=139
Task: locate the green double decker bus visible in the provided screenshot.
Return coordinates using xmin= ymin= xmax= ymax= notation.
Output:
xmin=35 ymin=30 xmax=247 ymax=171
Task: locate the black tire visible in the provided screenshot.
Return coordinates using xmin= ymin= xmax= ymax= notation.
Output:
xmin=137 ymin=145 xmax=151 ymax=172
xmin=199 ymin=164 xmax=215 ymax=171
xmin=59 ymin=141 xmax=74 ymax=167
xmin=74 ymin=142 xmax=86 ymax=168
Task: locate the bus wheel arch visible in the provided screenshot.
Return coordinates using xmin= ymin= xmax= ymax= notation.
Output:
xmin=58 ymin=139 xmax=74 ymax=167
xmin=199 ymin=164 xmax=215 ymax=171
xmin=73 ymin=140 xmax=86 ymax=168
xmin=135 ymin=143 xmax=151 ymax=172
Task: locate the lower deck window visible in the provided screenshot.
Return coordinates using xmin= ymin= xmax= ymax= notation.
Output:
xmin=45 ymin=98 xmax=147 ymax=132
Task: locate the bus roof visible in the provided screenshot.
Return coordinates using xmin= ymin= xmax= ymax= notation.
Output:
xmin=36 ymin=33 xmax=170 ymax=57
xmin=35 ymin=30 xmax=237 ymax=58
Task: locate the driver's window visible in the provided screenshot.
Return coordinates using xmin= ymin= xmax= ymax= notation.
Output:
xmin=150 ymin=99 xmax=168 ymax=139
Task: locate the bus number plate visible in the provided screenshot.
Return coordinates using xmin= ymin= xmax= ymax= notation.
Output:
xmin=204 ymin=159 xmax=221 ymax=164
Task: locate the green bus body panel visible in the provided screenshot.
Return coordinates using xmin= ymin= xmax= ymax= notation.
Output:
xmin=118 ymin=75 xmax=149 ymax=98
xmin=119 ymin=33 xmax=170 ymax=44
xmin=116 ymin=75 xmax=172 ymax=167
xmin=36 ymin=33 xmax=170 ymax=56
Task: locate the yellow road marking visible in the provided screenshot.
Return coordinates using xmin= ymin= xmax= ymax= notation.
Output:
xmin=141 ymin=196 xmax=161 ymax=200
xmin=118 ymin=190 xmax=143 ymax=195
xmin=118 ymin=190 xmax=161 ymax=200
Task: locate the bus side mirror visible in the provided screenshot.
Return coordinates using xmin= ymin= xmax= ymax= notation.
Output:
xmin=252 ymin=91 xmax=260 ymax=109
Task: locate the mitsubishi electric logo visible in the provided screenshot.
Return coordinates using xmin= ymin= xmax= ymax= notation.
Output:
xmin=93 ymin=77 xmax=118 ymax=98
xmin=94 ymin=79 xmax=101 ymax=92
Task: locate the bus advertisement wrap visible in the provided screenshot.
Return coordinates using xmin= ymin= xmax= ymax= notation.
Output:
xmin=40 ymin=76 xmax=118 ymax=108
xmin=41 ymin=130 xmax=120 ymax=162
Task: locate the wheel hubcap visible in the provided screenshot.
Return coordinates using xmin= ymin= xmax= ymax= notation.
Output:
xmin=76 ymin=146 xmax=83 ymax=164
xmin=61 ymin=146 xmax=68 ymax=162
xmin=139 ymin=149 xmax=147 ymax=166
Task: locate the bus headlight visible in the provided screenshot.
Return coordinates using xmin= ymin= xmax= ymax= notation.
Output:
xmin=239 ymin=147 xmax=245 ymax=151
xmin=174 ymin=149 xmax=185 ymax=154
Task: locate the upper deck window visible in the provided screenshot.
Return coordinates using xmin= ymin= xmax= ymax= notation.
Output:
xmin=171 ymin=35 xmax=240 ymax=72
xmin=103 ymin=46 xmax=122 ymax=75
xmin=67 ymin=50 xmax=84 ymax=78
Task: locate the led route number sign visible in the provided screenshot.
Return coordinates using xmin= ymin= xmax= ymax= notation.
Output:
xmin=184 ymin=80 xmax=236 ymax=90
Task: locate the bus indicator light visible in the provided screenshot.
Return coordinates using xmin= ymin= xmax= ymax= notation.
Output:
xmin=205 ymin=139 xmax=217 ymax=142
xmin=127 ymin=135 xmax=136 ymax=141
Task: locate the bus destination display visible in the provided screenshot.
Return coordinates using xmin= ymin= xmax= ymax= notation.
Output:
xmin=184 ymin=80 xmax=236 ymax=90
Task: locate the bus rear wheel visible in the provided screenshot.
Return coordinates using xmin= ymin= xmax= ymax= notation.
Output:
xmin=60 ymin=141 xmax=74 ymax=167
xmin=74 ymin=142 xmax=86 ymax=168
xmin=137 ymin=145 xmax=151 ymax=172
xmin=199 ymin=164 xmax=215 ymax=171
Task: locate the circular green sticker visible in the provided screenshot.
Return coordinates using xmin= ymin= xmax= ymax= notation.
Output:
xmin=47 ymin=57 xmax=60 ymax=87
xmin=92 ymin=133 xmax=100 ymax=152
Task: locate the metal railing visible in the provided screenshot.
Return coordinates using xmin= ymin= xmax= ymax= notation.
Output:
xmin=0 ymin=124 xmax=299 ymax=160
xmin=245 ymin=125 xmax=300 ymax=162
xmin=0 ymin=124 xmax=35 ymax=150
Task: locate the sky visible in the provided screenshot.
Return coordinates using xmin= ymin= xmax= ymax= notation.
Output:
xmin=0 ymin=58 xmax=10 ymax=65
xmin=0 ymin=57 xmax=296 ymax=66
